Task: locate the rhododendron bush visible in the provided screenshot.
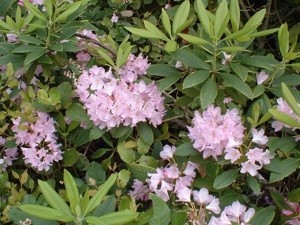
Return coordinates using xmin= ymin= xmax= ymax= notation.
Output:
xmin=1 ymin=0 xmax=300 ymax=224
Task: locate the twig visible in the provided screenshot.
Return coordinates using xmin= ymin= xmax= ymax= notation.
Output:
xmin=75 ymin=33 xmax=116 ymax=56
xmin=239 ymin=0 xmax=251 ymax=20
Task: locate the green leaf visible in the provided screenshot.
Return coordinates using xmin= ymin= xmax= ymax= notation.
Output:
xmin=268 ymin=158 xmax=300 ymax=183
xmin=57 ymin=82 xmax=72 ymax=108
xmin=66 ymin=103 xmax=89 ymax=122
xmin=149 ymin=194 xmax=171 ymax=225
xmin=147 ymin=64 xmax=181 ymax=77
xmin=194 ymin=0 xmax=211 ymax=35
xmin=213 ymin=169 xmax=239 ymax=189
xmin=19 ymin=205 xmax=74 ymax=222
xmin=249 ymin=206 xmax=275 ymax=225
xmin=287 ymin=188 xmax=300 ymax=202
xmin=136 ymin=123 xmax=154 ymax=145
xmin=24 ymin=48 xmax=46 ymax=69
xmin=13 ymin=45 xmax=45 ymax=53
xmin=38 ymin=180 xmax=73 ymax=217
xmin=268 ymin=137 xmax=297 ymax=154
xmin=89 ymin=127 xmax=105 ymax=140
xmin=144 ymin=20 xmax=169 ymax=41
xmin=230 ymin=0 xmax=240 ymax=32
xmin=127 ymin=163 xmax=156 ymax=181
xmin=117 ymin=142 xmax=136 ymax=164
xmin=171 ymin=211 xmax=187 ymax=225
xmin=278 ymin=23 xmax=289 ymax=57
xmin=218 ymin=46 xmax=245 ymax=52
xmin=93 ymin=195 xmax=116 ymax=217
xmin=83 ymin=174 xmax=117 ymax=216
xmin=244 ymin=9 xmax=266 ymax=29
xmin=54 ymin=1 xmax=82 ymax=23
xmin=161 ymin=9 xmax=171 ymax=38
xmin=282 ymin=83 xmax=300 ymax=117
xmin=86 ymin=210 xmax=139 ymax=225
xmin=246 ymin=176 xmax=261 ymax=194
xmin=23 ymin=0 xmax=46 ymax=21
xmin=63 ymin=169 xmax=80 ymax=214
xmin=230 ymin=63 xmax=249 ymax=81
xmin=183 ymin=70 xmax=210 ymax=89
xmin=175 ymin=142 xmax=199 ymax=156
xmin=222 ymin=25 xmax=255 ymax=41
xmin=269 ymin=109 xmax=300 ymax=128
xmin=18 ymin=35 xmax=44 ymax=45
xmin=240 ymin=55 xmax=278 ymax=70
xmin=125 ymin=27 xmax=165 ymax=39
xmin=248 ymin=28 xmax=279 ymax=38
xmin=200 ymin=77 xmax=218 ymax=110
xmin=97 ymin=48 xmax=115 ymax=67
xmin=177 ymin=33 xmax=211 ymax=46
xmin=44 ymin=0 xmax=53 ymax=17
xmin=173 ymin=48 xmax=210 ymax=70
xmin=221 ymin=73 xmax=253 ymax=99
xmin=214 ymin=0 xmax=229 ymax=38
xmin=269 ymin=189 xmax=291 ymax=210
xmin=157 ymin=72 xmax=182 ymax=91
xmin=62 ymin=149 xmax=80 ymax=167
xmin=172 ymin=0 xmax=190 ymax=35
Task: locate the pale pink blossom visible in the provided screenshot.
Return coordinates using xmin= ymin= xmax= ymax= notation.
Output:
xmin=111 ymin=13 xmax=119 ymax=23
xmin=251 ymin=128 xmax=268 ymax=145
xmin=129 ymin=179 xmax=150 ymax=201
xmin=183 ymin=161 xmax=198 ymax=178
xmin=224 ymin=147 xmax=242 ymax=163
xmin=240 ymin=160 xmax=261 ymax=176
xmin=160 ymin=145 xmax=176 ymax=160
xmin=176 ymin=186 xmax=191 ymax=202
xmin=6 ymin=33 xmax=18 ymax=43
xmin=256 ymin=71 xmax=269 ymax=84
xmin=222 ymin=52 xmax=231 ymax=65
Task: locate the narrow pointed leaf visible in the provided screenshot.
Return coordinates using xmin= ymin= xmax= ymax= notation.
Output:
xmin=221 ymin=74 xmax=253 ymax=99
xmin=144 ymin=20 xmax=169 ymax=41
xmin=161 ymin=9 xmax=171 ymax=38
xmin=194 ymin=0 xmax=211 ymax=35
xmin=54 ymin=1 xmax=82 ymax=23
xmin=19 ymin=205 xmax=74 ymax=222
xmin=172 ymin=0 xmax=190 ymax=35
xmin=23 ymin=0 xmax=46 ymax=21
xmin=125 ymin=27 xmax=165 ymax=39
xmin=282 ymin=83 xmax=300 ymax=117
xmin=83 ymin=174 xmax=117 ymax=216
xmin=38 ymin=180 xmax=73 ymax=216
xmin=64 ymin=169 xmax=80 ymax=214
xmin=178 ymin=33 xmax=210 ymax=46
xmin=244 ymin=9 xmax=266 ymax=29
xmin=230 ymin=0 xmax=240 ymax=32
xmin=214 ymin=0 xmax=229 ymax=38
xmin=86 ymin=210 xmax=139 ymax=225
xmin=200 ymin=77 xmax=218 ymax=110
xmin=269 ymin=109 xmax=300 ymax=127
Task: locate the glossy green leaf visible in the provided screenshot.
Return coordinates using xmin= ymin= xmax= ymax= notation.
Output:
xmin=125 ymin=27 xmax=166 ymax=39
xmin=23 ymin=0 xmax=46 ymax=21
xmin=149 ymin=194 xmax=170 ymax=225
xmin=83 ymin=174 xmax=117 ymax=216
xmin=38 ymin=180 xmax=73 ymax=217
xmin=175 ymin=142 xmax=198 ymax=156
xmin=157 ymin=72 xmax=181 ymax=91
xmin=97 ymin=48 xmax=115 ymax=67
xmin=282 ymin=83 xmax=300 ymax=117
xmin=268 ymin=158 xmax=299 ymax=183
xmin=244 ymin=9 xmax=266 ymax=29
xmin=86 ymin=210 xmax=139 ymax=225
xmin=24 ymin=48 xmax=46 ymax=69
xmin=63 ymin=169 xmax=80 ymax=214
xmin=173 ymin=48 xmax=210 ymax=70
xmin=221 ymin=73 xmax=253 ymax=99
xmin=172 ymin=0 xmax=190 ymax=35
xmin=249 ymin=206 xmax=275 ymax=225
xmin=213 ymin=169 xmax=239 ymax=189
xmin=230 ymin=0 xmax=240 ymax=32
xmin=177 ymin=33 xmax=210 ymax=46
xmin=117 ymin=142 xmax=136 ymax=164
xmin=183 ymin=70 xmax=210 ymax=89
xmin=143 ymin=20 xmax=169 ymax=41
xmin=19 ymin=205 xmax=74 ymax=222
xmin=248 ymin=28 xmax=279 ymax=38
xmin=194 ymin=0 xmax=211 ymax=35
xmin=214 ymin=0 xmax=229 ymax=38
xmin=127 ymin=163 xmax=156 ymax=181
xmin=278 ymin=23 xmax=289 ymax=57
xmin=269 ymin=109 xmax=300 ymax=128
xmin=200 ymin=77 xmax=218 ymax=110
xmin=137 ymin=123 xmax=154 ymax=145
xmin=54 ymin=1 xmax=82 ymax=23
xmin=287 ymin=188 xmax=300 ymax=202
xmin=161 ymin=9 xmax=171 ymax=37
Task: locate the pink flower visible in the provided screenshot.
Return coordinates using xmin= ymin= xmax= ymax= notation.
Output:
xmin=160 ymin=145 xmax=176 ymax=160
xmin=251 ymin=128 xmax=268 ymax=145
xmin=256 ymin=71 xmax=269 ymax=84
xmin=188 ymin=105 xmax=244 ymax=160
xmin=176 ymin=186 xmax=191 ymax=202
xmin=183 ymin=161 xmax=198 ymax=178
xmin=240 ymin=160 xmax=261 ymax=176
xmin=6 ymin=33 xmax=18 ymax=43
xmin=111 ymin=13 xmax=119 ymax=23
xmin=224 ymin=147 xmax=242 ymax=163
xmin=129 ymin=179 xmax=150 ymax=201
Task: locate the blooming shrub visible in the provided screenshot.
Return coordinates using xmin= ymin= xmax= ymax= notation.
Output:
xmin=0 ymin=0 xmax=300 ymax=224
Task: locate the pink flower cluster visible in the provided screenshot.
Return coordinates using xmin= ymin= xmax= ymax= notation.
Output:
xmin=119 ymin=54 xmax=150 ymax=83
xmin=188 ymin=105 xmax=245 ymax=159
xmin=11 ymin=112 xmax=63 ymax=171
xmin=188 ymin=106 xmax=273 ymax=176
xmin=0 ymin=137 xmax=18 ymax=172
xmin=272 ymin=98 xmax=300 ymax=132
xmin=208 ymin=201 xmax=255 ymax=225
xmin=75 ymin=57 xmax=165 ymax=130
xmin=129 ymin=145 xmax=200 ymax=203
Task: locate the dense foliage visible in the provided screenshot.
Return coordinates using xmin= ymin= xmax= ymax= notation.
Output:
xmin=1 ymin=0 xmax=300 ymax=224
